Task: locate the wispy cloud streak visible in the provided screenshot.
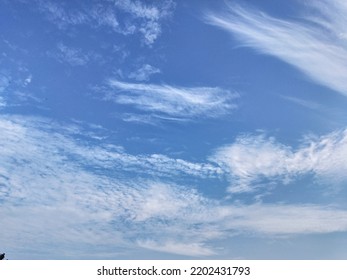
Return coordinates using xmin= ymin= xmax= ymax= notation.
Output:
xmin=106 ymin=80 xmax=238 ymax=119
xmin=0 ymin=115 xmax=221 ymax=179
xmin=206 ymin=0 xmax=347 ymax=96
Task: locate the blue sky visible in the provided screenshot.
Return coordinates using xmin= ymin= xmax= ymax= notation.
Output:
xmin=1 ymin=0 xmax=347 ymax=259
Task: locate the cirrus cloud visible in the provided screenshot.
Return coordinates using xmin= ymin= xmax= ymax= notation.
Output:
xmin=206 ymin=0 xmax=347 ymax=96
xmin=105 ymin=79 xmax=239 ymax=120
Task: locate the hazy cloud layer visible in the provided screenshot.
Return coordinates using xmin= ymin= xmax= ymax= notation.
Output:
xmin=1 ymin=114 xmax=347 ymax=258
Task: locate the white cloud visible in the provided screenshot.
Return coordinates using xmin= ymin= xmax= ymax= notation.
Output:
xmin=0 ymin=73 xmax=36 ymax=108
xmin=138 ymin=240 xmax=216 ymax=257
xmin=2 ymin=114 xmax=347 ymax=258
xmin=0 ymin=97 xmax=6 ymax=108
xmin=120 ymin=112 xmax=195 ymax=125
xmin=121 ymin=113 xmax=161 ymax=125
xmin=115 ymin=0 xmax=162 ymax=20
xmin=281 ymin=95 xmax=323 ymax=111
xmin=128 ymin=64 xmax=161 ymax=81
xmin=0 ymin=115 xmax=220 ymax=257
xmin=206 ymin=0 xmax=347 ymax=96
xmin=0 ymin=115 xmax=222 ymax=203
xmin=0 ymin=74 xmax=10 ymax=93
xmin=130 ymin=183 xmax=210 ymax=222
xmin=37 ymin=0 xmax=89 ymax=28
xmin=23 ymin=75 xmax=32 ymax=86
xmin=212 ymin=129 xmax=347 ymax=193
xmin=223 ymin=204 xmax=347 ymax=235
xmin=135 ymin=197 xmax=347 ymax=254
xmin=114 ymin=0 xmax=175 ymax=45
xmin=53 ymin=43 xmax=91 ymax=66
xmin=0 ymin=115 xmax=207 ymax=256
xmin=106 ymin=79 xmax=238 ymax=119
xmin=36 ymin=0 xmax=174 ymax=46
xmin=90 ymin=4 xmax=119 ymax=30
xmin=0 ymin=74 xmax=10 ymax=108
xmin=12 ymin=91 xmax=43 ymax=105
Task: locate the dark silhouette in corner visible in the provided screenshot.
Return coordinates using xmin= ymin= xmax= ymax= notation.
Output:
xmin=0 ymin=253 xmax=5 ymax=260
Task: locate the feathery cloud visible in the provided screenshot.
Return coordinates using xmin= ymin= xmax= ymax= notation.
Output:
xmin=106 ymin=79 xmax=238 ymax=119
xmin=212 ymin=129 xmax=347 ymax=193
xmin=206 ymin=0 xmax=347 ymax=96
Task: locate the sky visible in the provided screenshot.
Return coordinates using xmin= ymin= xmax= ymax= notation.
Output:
xmin=1 ymin=0 xmax=347 ymax=260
